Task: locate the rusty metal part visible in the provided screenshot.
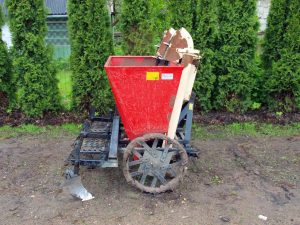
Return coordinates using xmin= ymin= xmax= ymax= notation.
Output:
xmin=182 ymin=54 xmax=194 ymax=67
xmin=156 ymin=28 xmax=199 ymax=65
xmin=156 ymin=28 xmax=176 ymax=59
xmin=123 ymin=133 xmax=188 ymax=193
xmin=164 ymin=30 xmax=189 ymax=63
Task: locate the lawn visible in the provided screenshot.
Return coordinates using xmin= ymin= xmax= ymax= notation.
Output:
xmin=1 ymin=122 xmax=299 ymax=140
xmin=56 ymin=70 xmax=72 ymax=110
xmin=0 ymin=123 xmax=81 ymax=140
xmin=193 ymin=122 xmax=300 ymax=139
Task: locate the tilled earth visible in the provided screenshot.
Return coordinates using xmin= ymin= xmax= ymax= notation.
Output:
xmin=0 ymin=133 xmax=299 ymax=225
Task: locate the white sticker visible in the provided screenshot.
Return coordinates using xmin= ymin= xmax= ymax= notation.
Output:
xmin=161 ymin=73 xmax=173 ymax=80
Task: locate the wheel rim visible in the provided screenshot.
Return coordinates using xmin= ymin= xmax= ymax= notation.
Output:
xmin=123 ymin=133 xmax=188 ymax=193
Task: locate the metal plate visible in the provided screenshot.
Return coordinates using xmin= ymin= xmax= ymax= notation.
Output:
xmin=81 ymin=138 xmax=106 ymax=153
xmin=90 ymin=121 xmax=110 ymax=133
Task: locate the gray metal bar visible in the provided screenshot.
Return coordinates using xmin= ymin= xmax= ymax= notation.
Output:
xmin=183 ymin=93 xmax=195 ymax=145
xmin=74 ymin=138 xmax=83 ymax=175
xmin=178 ymin=103 xmax=188 ymax=125
xmin=108 ymin=114 xmax=120 ymax=159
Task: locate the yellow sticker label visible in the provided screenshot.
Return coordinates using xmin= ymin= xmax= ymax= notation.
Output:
xmin=146 ymin=72 xmax=159 ymax=80
xmin=189 ymin=103 xmax=194 ymax=110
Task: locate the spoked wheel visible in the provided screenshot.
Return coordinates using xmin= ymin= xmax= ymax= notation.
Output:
xmin=123 ymin=133 xmax=188 ymax=193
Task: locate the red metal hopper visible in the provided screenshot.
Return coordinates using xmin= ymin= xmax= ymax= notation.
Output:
xmin=104 ymin=56 xmax=184 ymax=140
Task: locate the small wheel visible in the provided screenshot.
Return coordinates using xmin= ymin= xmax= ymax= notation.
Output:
xmin=123 ymin=133 xmax=188 ymax=193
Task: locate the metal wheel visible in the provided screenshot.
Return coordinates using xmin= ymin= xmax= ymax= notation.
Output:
xmin=123 ymin=133 xmax=188 ymax=193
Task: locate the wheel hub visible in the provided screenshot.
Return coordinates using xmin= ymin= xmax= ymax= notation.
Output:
xmin=138 ymin=149 xmax=174 ymax=176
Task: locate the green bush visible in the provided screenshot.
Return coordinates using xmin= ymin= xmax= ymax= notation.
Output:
xmin=262 ymin=0 xmax=289 ymax=69
xmin=212 ymin=0 xmax=259 ymax=112
xmin=68 ymin=0 xmax=114 ymax=113
xmin=6 ymin=0 xmax=61 ymax=117
xmin=194 ymin=0 xmax=219 ymax=111
xmin=168 ymin=0 xmax=194 ymax=32
xmin=0 ymin=7 xmax=14 ymax=108
xmin=262 ymin=0 xmax=300 ymax=111
xmin=121 ymin=0 xmax=155 ymax=55
xmin=193 ymin=0 xmax=259 ymax=112
xmin=150 ymin=0 xmax=171 ymax=43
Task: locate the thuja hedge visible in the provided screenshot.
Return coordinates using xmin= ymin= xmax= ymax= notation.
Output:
xmin=6 ymin=0 xmax=60 ymax=117
xmin=0 ymin=7 xmax=14 ymax=107
xmin=262 ymin=0 xmax=300 ymax=111
xmin=121 ymin=0 xmax=156 ymax=55
xmin=68 ymin=0 xmax=114 ymax=113
xmin=214 ymin=0 xmax=259 ymax=112
xmin=194 ymin=0 xmax=259 ymax=112
xmin=194 ymin=0 xmax=219 ymax=111
xmin=194 ymin=0 xmax=299 ymax=112
xmin=168 ymin=0 xmax=194 ymax=32
xmin=2 ymin=0 xmax=299 ymax=116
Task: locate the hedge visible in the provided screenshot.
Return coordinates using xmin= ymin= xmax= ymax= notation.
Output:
xmin=68 ymin=0 xmax=114 ymax=113
xmin=168 ymin=0 xmax=194 ymax=32
xmin=193 ymin=0 xmax=259 ymax=112
xmin=262 ymin=0 xmax=289 ymax=69
xmin=213 ymin=0 xmax=259 ymax=112
xmin=262 ymin=0 xmax=300 ymax=111
xmin=6 ymin=0 xmax=61 ymax=117
xmin=194 ymin=0 xmax=219 ymax=111
xmin=2 ymin=0 xmax=299 ymax=116
xmin=121 ymin=0 xmax=155 ymax=55
xmin=0 ymin=7 xmax=14 ymax=108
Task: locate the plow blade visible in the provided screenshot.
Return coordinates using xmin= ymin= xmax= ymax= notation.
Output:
xmin=63 ymin=169 xmax=94 ymax=201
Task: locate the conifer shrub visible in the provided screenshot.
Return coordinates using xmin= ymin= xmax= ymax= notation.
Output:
xmin=212 ymin=0 xmax=259 ymax=112
xmin=6 ymin=0 xmax=61 ymax=117
xmin=121 ymin=0 xmax=155 ymax=55
xmin=194 ymin=0 xmax=219 ymax=111
xmin=263 ymin=0 xmax=300 ymax=111
xmin=168 ymin=0 xmax=193 ymax=32
xmin=262 ymin=0 xmax=289 ymax=69
xmin=194 ymin=0 xmax=259 ymax=112
xmin=0 ymin=7 xmax=14 ymax=109
xmin=68 ymin=0 xmax=114 ymax=113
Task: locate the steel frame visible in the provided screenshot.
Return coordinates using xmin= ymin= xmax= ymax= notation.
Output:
xmin=67 ymin=93 xmax=198 ymax=171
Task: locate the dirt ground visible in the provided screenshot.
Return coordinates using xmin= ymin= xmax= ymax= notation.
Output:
xmin=0 ymin=133 xmax=299 ymax=225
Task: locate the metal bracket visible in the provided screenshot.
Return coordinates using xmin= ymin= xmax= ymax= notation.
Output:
xmin=177 ymin=92 xmax=196 ymax=148
xmin=108 ymin=112 xmax=120 ymax=160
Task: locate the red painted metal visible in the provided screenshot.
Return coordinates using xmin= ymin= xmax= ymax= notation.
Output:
xmin=104 ymin=56 xmax=184 ymax=140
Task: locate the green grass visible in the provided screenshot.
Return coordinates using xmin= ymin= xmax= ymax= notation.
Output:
xmin=193 ymin=122 xmax=300 ymax=139
xmin=0 ymin=123 xmax=81 ymax=139
xmin=114 ymin=43 xmax=124 ymax=55
xmin=1 ymin=122 xmax=299 ymax=140
xmin=56 ymin=70 xmax=72 ymax=110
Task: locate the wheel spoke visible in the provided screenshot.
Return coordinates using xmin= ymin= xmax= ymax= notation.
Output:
xmin=160 ymin=144 xmax=170 ymax=162
xmin=128 ymin=159 xmax=144 ymax=167
xmin=140 ymin=172 xmax=147 ymax=185
xmin=124 ymin=133 xmax=188 ymax=193
xmin=133 ymin=150 xmax=142 ymax=159
xmin=151 ymin=176 xmax=158 ymax=187
xmin=140 ymin=141 xmax=156 ymax=157
xmin=152 ymin=138 xmax=158 ymax=149
xmin=153 ymin=171 xmax=166 ymax=184
xmin=130 ymin=171 xmax=142 ymax=177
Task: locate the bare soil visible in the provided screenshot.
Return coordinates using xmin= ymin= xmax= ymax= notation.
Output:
xmin=193 ymin=111 xmax=300 ymax=125
xmin=0 ymin=133 xmax=299 ymax=225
